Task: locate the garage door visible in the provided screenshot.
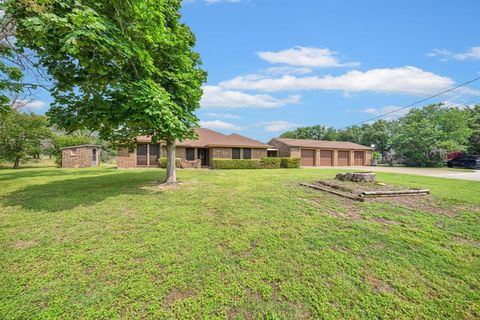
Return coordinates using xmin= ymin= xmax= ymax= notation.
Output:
xmin=338 ymin=151 xmax=350 ymax=166
xmin=354 ymin=151 xmax=365 ymax=166
xmin=300 ymin=149 xmax=315 ymax=166
xmin=320 ymin=150 xmax=333 ymax=166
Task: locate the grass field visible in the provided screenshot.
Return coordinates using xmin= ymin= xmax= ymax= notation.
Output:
xmin=1 ymin=167 xmax=479 ymax=319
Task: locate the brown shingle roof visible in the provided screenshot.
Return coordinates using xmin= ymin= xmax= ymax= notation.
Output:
xmin=136 ymin=128 xmax=270 ymax=148
xmin=272 ymin=138 xmax=372 ymax=150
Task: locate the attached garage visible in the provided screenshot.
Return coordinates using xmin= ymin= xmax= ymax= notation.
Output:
xmin=338 ymin=151 xmax=350 ymax=166
xmin=320 ymin=150 xmax=333 ymax=166
xmin=300 ymin=149 xmax=315 ymax=166
xmin=354 ymin=151 xmax=365 ymax=166
xmin=268 ymin=138 xmax=373 ymax=167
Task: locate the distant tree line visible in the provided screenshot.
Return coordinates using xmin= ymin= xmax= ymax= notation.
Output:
xmin=280 ymin=104 xmax=480 ymax=167
xmin=0 ymin=108 xmax=114 ymax=168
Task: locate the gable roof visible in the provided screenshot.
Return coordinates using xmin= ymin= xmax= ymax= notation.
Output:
xmin=137 ymin=128 xmax=270 ymax=148
xmin=271 ymin=138 xmax=372 ymax=150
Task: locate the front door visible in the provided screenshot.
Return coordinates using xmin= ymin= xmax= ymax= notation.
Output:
xmin=198 ymin=148 xmax=209 ymax=166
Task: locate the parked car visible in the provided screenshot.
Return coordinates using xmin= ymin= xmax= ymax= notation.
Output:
xmin=447 ymin=155 xmax=480 ymax=169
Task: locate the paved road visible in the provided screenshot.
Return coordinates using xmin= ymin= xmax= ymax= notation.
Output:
xmin=333 ymin=166 xmax=480 ymax=181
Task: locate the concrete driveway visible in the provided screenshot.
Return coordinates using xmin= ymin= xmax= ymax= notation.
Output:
xmin=333 ymin=166 xmax=480 ymax=181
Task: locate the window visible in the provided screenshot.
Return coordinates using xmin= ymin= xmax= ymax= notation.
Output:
xmin=243 ymin=148 xmax=251 ymax=159
xmin=232 ymin=148 xmax=241 ymax=159
xmin=186 ymin=148 xmax=195 ymax=161
xmin=70 ymin=148 xmax=77 ymax=157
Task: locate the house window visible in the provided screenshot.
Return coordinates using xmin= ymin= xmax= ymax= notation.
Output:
xmin=186 ymin=148 xmax=195 ymax=161
xmin=232 ymin=148 xmax=241 ymax=159
xmin=243 ymin=148 xmax=251 ymax=159
xmin=70 ymin=148 xmax=77 ymax=157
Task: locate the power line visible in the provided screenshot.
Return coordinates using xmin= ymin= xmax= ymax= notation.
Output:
xmin=343 ymin=75 xmax=480 ymax=128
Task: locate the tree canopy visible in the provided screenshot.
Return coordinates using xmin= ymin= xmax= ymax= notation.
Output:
xmin=0 ymin=109 xmax=51 ymax=168
xmin=6 ymin=0 xmax=206 ymax=181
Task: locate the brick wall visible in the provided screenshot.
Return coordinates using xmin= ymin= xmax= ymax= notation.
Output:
xmin=268 ymin=140 xmax=291 ymax=157
xmin=117 ymin=147 xmax=136 ymax=168
xmin=365 ymin=151 xmax=373 ymax=166
xmin=290 ymin=147 xmax=301 ymax=158
xmin=62 ymin=146 xmax=98 ymax=168
xmin=251 ymin=148 xmax=267 ymax=159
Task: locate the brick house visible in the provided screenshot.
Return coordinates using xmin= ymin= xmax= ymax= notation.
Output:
xmin=117 ymin=128 xmax=271 ymax=169
xmin=268 ymin=138 xmax=373 ymax=167
xmin=62 ymin=145 xmax=101 ymax=168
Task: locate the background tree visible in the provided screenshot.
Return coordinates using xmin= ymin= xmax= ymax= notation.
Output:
xmin=0 ymin=109 xmax=51 ymax=168
xmin=467 ymin=105 xmax=480 ymax=154
xmin=393 ymin=104 xmax=472 ymax=166
xmin=7 ymin=0 xmax=206 ymax=183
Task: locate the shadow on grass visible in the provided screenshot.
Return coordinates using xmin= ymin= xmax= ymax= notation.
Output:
xmin=0 ymin=167 xmax=117 ymax=182
xmin=1 ymin=170 xmax=166 ymax=212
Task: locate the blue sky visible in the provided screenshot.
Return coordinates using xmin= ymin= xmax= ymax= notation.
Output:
xmin=27 ymin=0 xmax=480 ymax=142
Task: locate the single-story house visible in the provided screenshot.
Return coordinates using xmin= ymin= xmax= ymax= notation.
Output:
xmin=268 ymin=138 xmax=373 ymax=167
xmin=62 ymin=145 xmax=101 ymax=168
xmin=117 ymin=128 xmax=271 ymax=169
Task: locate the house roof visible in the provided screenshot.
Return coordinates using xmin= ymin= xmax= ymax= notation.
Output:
xmin=137 ymin=128 xmax=270 ymax=148
xmin=271 ymin=138 xmax=372 ymax=150
xmin=61 ymin=144 xmax=102 ymax=150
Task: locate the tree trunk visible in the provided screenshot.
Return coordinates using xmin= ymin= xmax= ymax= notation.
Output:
xmin=13 ymin=156 xmax=20 ymax=169
xmin=165 ymin=139 xmax=177 ymax=184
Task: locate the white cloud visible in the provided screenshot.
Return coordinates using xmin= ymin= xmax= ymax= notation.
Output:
xmin=257 ymin=120 xmax=301 ymax=132
xmin=262 ymin=66 xmax=313 ymax=75
xmin=201 ymin=85 xmax=301 ymax=108
xmin=258 ymin=46 xmax=359 ymax=68
xmin=219 ymin=66 xmax=456 ymax=96
xmin=361 ymin=105 xmax=411 ymax=119
xmin=13 ymin=99 xmax=46 ymax=110
xmin=428 ymin=47 xmax=480 ymax=61
xmin=199 ymin=120 xmax=243 ymax=131
xmin=204 ymin=112 xmax=242 ymax=119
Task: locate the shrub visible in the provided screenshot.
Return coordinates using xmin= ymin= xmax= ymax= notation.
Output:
xmin=159 ymin=157 xmax=182 ymax=168
xmin=280 ymin=157 xmax=300 ymax=168
xmin=260 ymin=157 xmax=281 ymax=169
xmin=211 ymin=158 xmax=261 ymax=169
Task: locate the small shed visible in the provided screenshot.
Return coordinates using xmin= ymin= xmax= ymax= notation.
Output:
xmin=61 ymin=145 xmax=101 ymax=168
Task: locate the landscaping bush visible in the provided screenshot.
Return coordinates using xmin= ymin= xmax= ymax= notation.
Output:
xmin=159 ymin=157 xmax=182 ymax=168
xmin=260 ymin=157 xmax=281 ymax=169
xmin=280 ymin=157 xmax=300 ymax=168
xmin=211 ymin=158 xmax=261 ymax=169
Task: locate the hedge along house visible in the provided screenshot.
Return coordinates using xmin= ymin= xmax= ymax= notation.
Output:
xmin=61 ymin=145 xmax=101 ymax=168
xmin=268 ymin=138 xmax=373 ymax=167
xmin=117 ymin=128 xmax=271 ymax=169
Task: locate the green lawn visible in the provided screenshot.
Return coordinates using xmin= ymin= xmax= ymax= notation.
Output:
xmin=1 ymin=167 xmax=479 ymax=319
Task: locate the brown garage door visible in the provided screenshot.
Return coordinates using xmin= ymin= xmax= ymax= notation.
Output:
xmin=320 ymin=150 xmax=333 ymax=166
xmin=354 ymin=151 xmax=365 ymax=166
xmin=300 ymin=149 xmax=315 ymax=166
xmin=338 ymin=151 xmax=350 ymax=166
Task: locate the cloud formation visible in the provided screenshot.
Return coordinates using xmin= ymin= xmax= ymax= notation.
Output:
xmin=428 ymin=47 xmax=480 ymax=61
xmin=199 ymin=120 xmax=243 ymax=131
xmin=219 ymin=66 xmax=455 ymax=96
xmin=204 ymin=112 xmax=242 ymax=119
xmin=201 ymin=85 xmax=301 ymax=108
xmin=257 ymin=120 xmax=301 ymax=132
xmin=258 ymin=46 xmax=359 ymax=68
xmin=362 ymin=105 xmax=411 ymax=119
xmin=13 ymin=99 xmax=46 ymax=110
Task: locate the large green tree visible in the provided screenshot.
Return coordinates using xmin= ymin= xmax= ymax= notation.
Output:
xmin=0 ymin=109 xmax=51 ymax=168
xmin=7 ymin=0 xmax=206 ymax=183
xmin=393 ymin=104 xmax=472 ymax=166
